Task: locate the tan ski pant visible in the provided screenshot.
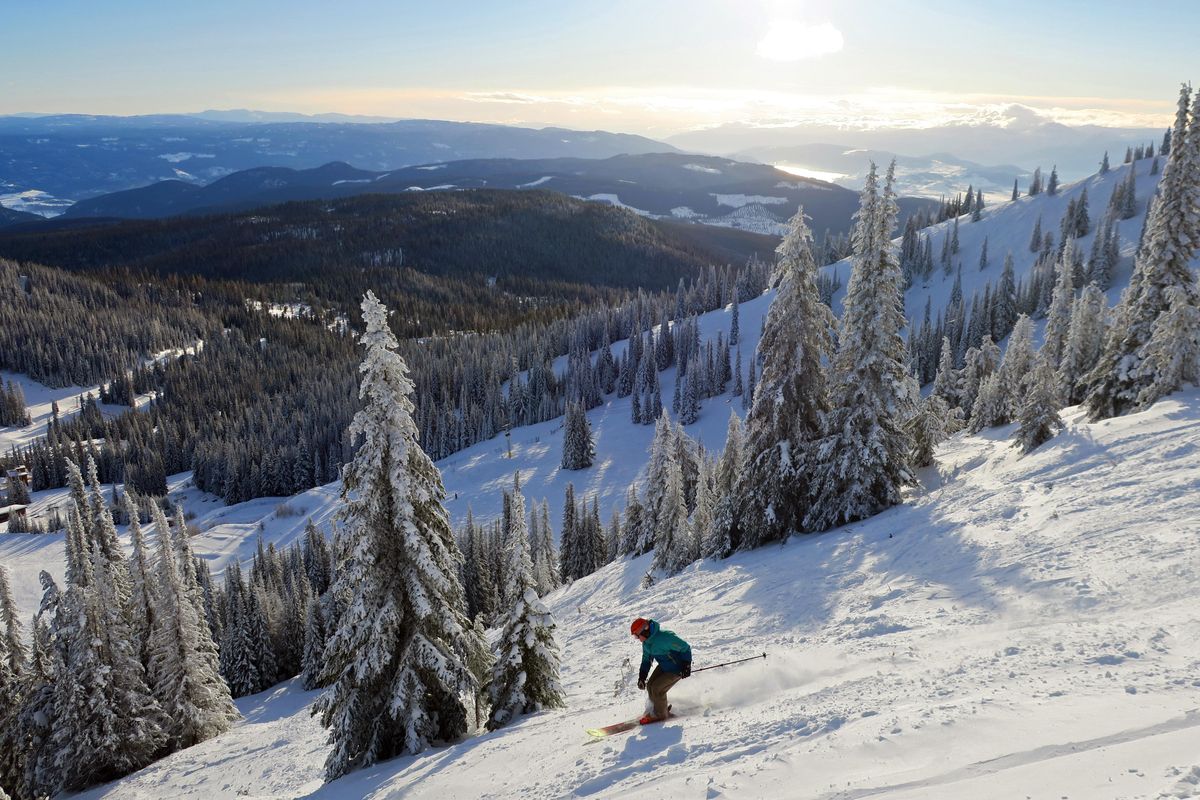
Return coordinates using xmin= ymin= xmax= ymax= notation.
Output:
xmin=646 ymin=668 xmax=681 ymax=719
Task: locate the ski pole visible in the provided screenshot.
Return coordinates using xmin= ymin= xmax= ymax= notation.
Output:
xmin=691 ymin=652 xmax=767 ymax=674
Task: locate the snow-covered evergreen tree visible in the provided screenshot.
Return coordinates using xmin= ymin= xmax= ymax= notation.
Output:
xmin=560 ymin=401 xmax=595 ymax=470
xmin=499 ymin=474 xmax=528 ymax=609
xmin=1014 ymin=352 xmax=1064 ymax=455
xmin=743 ymin=355 xmax=756 ymax=410
xmin=0 ymin=565 xmax=24 ymax=678
xmin=54 ymin=495 xmax=167 ymax=793
xmin=1000 ymin=315 xmax=1037 ymax=418
xmin=122 ymin=492 xmax=156 ymax=670
xmin=690 ymin=457 xmax=716 ymax=559
xmin=0 ymin=563 xmax=23 ymax=800
xmin=729 ymin=291 xmax=740 ymax=346
xmin=1074 ymin=187 xmax=1091 ymax=237
xmin=146 ymin=502 xmax=239 ymax=749
xmin=638 ymin=411 xmax=674 ymax=555
xmin=806 ymin=162 xmax=918 ymax=532
xmin=932 ymin=337 xmax=959 ymax=406
xmin=1133 ymin=284 xmax=1200 ymax=408
xmin=559 ymin=483 xmax=585 ymax=580
xmin=1085 ymin=85 xmax=1200 ymax=419
xmin=650 ymin=435 xmax=692 ymax=575
xmin=619 ymin=484 xmax=645 ymax=557
xmin=531 ymin=499 xmax=560 ymax=594
xmin=679 ymin=362 xmax=700 ymax=425
xmin=1042 ymin=239 xmax=1077 ymax=373
xmin=736 ymin=207 xmax=834 ymax=547
xmin=994 ymin=253 xmax=1019 ymax=339
xmin=301 ymin=595 xmax=328 ymax=690
xmin=485 ymin=475 xmax=564 ymax=730
xmin=315 ymin=292 xmax=477 ymax=780
xmin=583 ymin=495 xmax=609 ymax=576
xmin=958 ymin=346 xmax=984 ymax=416
xmin=5 ymin=573 xmax=61 ymax=800
xmin=908 ymin=395 xmax=962 ymax=467
xmin=218 ymin=565 xmax=259 ymax=697
xmin=1060 ymin=283 xmax=1109 ymax=404
xmin=1120 ymin=163 xmax=1138 ymax=220
xmin=968 ymin=371 xmax=1009 ymax=432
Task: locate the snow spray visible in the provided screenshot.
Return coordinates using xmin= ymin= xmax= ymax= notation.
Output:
xmin=670 ymin=648 xmax=846 ymax=714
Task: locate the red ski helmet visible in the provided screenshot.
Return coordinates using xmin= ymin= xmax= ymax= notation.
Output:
xmin=631 ymin=618 xmax=650 ymax=637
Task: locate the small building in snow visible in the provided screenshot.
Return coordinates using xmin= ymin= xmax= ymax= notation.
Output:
xmin=0 ymin=504 xmax=29 ymax=525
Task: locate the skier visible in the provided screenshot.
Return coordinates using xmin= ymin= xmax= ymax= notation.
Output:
xmin=631 ymin=617 xmax=692 ymax=724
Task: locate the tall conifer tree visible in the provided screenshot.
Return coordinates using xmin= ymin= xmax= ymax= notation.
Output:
xmin=1085 ymin=85 xmax=1200 ymax=418
xmin=316 ymin=292 xmax=477 ymax=780
xmin=807 ymin=163 xmax=918 ymax=532
xmin=487 ymin=475 xmax=564 ymax=730
xmin=736 ymin=207 xmax=834 ymax=546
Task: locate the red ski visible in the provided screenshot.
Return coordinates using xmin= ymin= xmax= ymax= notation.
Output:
xmin=585 ymin=707 xmax=672 ymax=740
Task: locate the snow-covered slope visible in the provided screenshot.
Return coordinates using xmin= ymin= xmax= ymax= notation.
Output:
xmin=3 ymin=155 xmax=1200 ymax=799
xmin=14 ymin=389 xmax=1193 ymax=799
xmin=825 ymin=158 xmax=1176 ymax=318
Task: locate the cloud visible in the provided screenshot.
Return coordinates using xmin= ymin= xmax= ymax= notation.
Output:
xmin=756 ymin=20 xmax=844 ymax=62
xmin=240 ymin=84 xmax=1173 ymax=138
xmin=464 ymin=92 xmax=556 ymax=105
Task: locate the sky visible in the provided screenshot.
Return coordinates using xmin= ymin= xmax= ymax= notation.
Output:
xmin=3 ymin=0 xmax=1196 ymax=136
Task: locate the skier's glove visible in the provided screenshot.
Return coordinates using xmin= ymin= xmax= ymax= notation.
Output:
xmin=681 ymin=663 xmax=691 ymax=679
xmin=637 ymin=678 xmax=646 ymax=690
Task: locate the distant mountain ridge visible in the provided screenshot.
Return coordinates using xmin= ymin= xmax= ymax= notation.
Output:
xmin=0 ymin=115 xmax=680 ymax=215
xmin=57 ymin=152 xmax=937 ymax=239
xmin=670 ymin=105 xmax=1165 ymax=180
xmin=0 ymin=205 xmax=41 ymax=229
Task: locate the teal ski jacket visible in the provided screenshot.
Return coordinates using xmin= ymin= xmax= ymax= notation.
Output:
xmin=638 ymin=620 xmax=692 ymax=680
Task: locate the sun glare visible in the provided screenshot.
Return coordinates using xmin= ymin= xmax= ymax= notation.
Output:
xmin=756 ymin=19 xmax=844 ymax=62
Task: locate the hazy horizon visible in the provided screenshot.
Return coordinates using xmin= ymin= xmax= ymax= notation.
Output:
xmin=5 ymin=0 xmax=1196 ymax=139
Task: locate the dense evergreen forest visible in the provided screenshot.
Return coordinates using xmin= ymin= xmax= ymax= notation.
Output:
xmin=0 ymin=190 xmax=776 ymax=327
xmin=1 ymin=195 xmax=770 ymax=504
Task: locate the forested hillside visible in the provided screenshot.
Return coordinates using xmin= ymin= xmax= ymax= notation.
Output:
xmin=0 ymin=190 xmax=777 ymax=301
xmin=1 ymin=242 xmax=769 ymax=505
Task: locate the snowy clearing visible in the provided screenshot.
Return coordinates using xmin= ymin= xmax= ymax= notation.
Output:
xmin=582 ymin=194 xmax=653 ymax=217
xmin=710 ymin=193 xmax=789 ymax=208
